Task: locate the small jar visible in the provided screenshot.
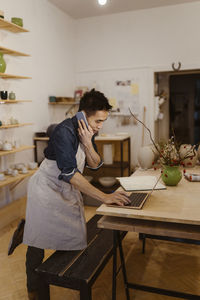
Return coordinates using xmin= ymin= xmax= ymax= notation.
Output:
xmin=9 ymin=91 xmax=16 ymax=100
xmin=0 ymin=10 xmax=4 ymax=19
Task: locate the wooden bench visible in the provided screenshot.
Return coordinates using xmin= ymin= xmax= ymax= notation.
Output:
xmin=36 ymin=215 xmax=124 ymax=300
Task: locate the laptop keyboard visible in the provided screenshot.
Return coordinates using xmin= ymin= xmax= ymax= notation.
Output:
xmin=126 ymin=192 xmax=148 ymax=207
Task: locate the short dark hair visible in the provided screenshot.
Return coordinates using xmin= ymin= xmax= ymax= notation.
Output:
xmin=78 ymin=89 xmax=112 ymax=115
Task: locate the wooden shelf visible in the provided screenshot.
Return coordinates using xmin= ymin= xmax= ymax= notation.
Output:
xmin=102 ymin=162 xmax=130 ymax=169
xmin=0 ymin=72 xmax=31 ymax=79
xmin=0 ymin=99 xmax=32 ymax=104
xmin=0 ymin=145 xmax=35 ymax=157
xmin=0 ymin=123 xmax=33 ymax=129
xmin=49 ymin=102 xmax=79 ymax=105
xmin=0 ymin=18 xmax=29 ymax=33
xmin=0 ymin=45 xmax=29 ymax=56
xmin=0 ymin=169 xmax=37 ymax=188
xmin=34 ymin=137 xmax=49 ymax=141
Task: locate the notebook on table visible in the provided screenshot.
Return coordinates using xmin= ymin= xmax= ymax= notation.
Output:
xmin=108 ymin=175 xmax=166 ymax=210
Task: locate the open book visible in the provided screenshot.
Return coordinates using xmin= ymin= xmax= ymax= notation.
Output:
xmin=116 ymin=175 xmax=166 ymax=191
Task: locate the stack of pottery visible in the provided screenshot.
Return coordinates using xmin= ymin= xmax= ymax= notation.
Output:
xmin=179 ymin=144 xmax=198 ymax=168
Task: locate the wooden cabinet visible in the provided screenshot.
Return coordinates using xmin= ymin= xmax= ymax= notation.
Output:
xmin=84 ymin=135 xmax=131 ymax=192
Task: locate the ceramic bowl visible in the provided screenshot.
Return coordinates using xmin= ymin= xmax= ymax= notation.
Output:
xmin=28 ymin=162 xmax=38 ymax=170
xmin=98 ymin=177 xmax=116 ymax=187
xmin=84 ymin=176 xmax=93 ymax=182
xmin=15 ymin=163 xmax=25 ymax=170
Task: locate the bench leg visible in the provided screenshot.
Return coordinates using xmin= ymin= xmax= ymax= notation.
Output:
xmin=80 ymin=283 xmax=92 ymax=300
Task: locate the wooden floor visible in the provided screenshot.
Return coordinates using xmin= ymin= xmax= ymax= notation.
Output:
xmin=1 ymin=205 xmax=200 ymax=300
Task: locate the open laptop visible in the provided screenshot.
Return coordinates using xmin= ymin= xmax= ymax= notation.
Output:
xmin=108 ymin=175 xmax=163 ymax=210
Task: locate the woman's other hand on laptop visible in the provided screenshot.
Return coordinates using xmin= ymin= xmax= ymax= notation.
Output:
xmin=104 ymin=191 xmax=130 ymax=206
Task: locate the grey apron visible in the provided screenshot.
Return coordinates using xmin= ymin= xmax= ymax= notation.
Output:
xmin=23 ymin=144 xmax=87 ymax=250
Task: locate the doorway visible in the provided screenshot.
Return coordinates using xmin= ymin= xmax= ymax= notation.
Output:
xmin=170 ymin=74 xmax=200 ymax=144
xmin=155 ymin=70 xmax=200 ymax=145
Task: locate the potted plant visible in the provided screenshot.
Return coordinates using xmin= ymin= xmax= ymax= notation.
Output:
xmin=129 ymin=109 xmax=197 ymax=186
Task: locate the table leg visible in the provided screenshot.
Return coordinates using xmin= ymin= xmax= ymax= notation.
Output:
xmin=112 ymin=231 xmax=117 ymax=300
xmin=117 ymin=231 xmax=130 ymax=300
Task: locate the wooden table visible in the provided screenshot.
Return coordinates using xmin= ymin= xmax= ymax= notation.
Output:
xmin=96 ymin=167 xmax=200 ymax=299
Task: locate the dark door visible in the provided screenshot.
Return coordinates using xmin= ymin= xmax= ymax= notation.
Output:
xmin=169 ymin=74 xmax=200 ymax=144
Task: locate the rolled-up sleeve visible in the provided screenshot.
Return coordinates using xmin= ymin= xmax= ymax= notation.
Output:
xmin=52 ymin=126 xmax=80 ymax=183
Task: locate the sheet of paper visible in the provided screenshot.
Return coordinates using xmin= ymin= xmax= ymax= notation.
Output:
xmin=116 ymin=176 xmax=166 ymax=191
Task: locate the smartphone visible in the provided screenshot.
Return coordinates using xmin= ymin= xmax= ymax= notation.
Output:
xmin=76 ymin=111 xmax=89 ymax=129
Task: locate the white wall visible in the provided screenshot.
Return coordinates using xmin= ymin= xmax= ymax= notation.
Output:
xmin=0 ymin=0 xmax=75 ymax=206
xmin=75 ymin=1 xmax=200 ymax=167
xmin=75 ymin=2 xmax=200 ymax=71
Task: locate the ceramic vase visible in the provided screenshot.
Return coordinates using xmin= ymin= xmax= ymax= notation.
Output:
xmin=161 ymin=165 xmax=182 ymax=186
xmin=179 ymin=144 xmax=197 ymax=168
xmin=0 ymin=52 xmax=6 ymax=73
xmin=138 ymin=145 xmax=155 ymax=169
xmin=103 ymin=144 xmax=114 ymax=164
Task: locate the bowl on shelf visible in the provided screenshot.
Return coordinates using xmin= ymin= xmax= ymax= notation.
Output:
xmin=84 ymin=176 xmax=93 ymax=183
xmin=11 ymin=17 xmax=23 ymax=27
xmin=35 ymin=132 xmax=47 ymax=137
xmin=98 ymin=177 xmax=116 ymax=187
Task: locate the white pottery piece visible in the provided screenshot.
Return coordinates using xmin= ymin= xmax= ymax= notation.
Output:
xmin=179 ymin=144 xmax=198 ymax=168
xmin=98 ymin=177 xmax=116 ymax=187
xmin=84 ymin=176 xmax=93 ymax=182
xmin=28 ymin=162 xmax=38 ymax=169
xmin=138 ymin=145 xmax=155 ymax=169
xmin=11 ymin=169 xmax=18 ymax=177
xmin=2 ymin=142 xmax=12 ymax=151
xmin=197 ymin=145 xmax=200 ymax=162
xmin=103 ymin=144 xmax=114 ymax=165
xmin=0 ymin=173 xmax=5 ymax=181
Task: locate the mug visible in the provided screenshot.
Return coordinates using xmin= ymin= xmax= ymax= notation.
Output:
xmin=1 ymin=91 xmax=8 ymax=100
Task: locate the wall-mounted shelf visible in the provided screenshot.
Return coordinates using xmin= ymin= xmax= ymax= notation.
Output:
xmin=0 ymin=72 xmax=31 ymax=79
xmin=0 ymin=123 xmax=33 ymax=129
xmin=0 ymin=18 xmax=29 ymax=33
xmin=34 ymin=137 xmax=49 ymax=141
xmin=0 ymin=145 xmax=35 ymax=157
xmin=0 ymin=45 xmax=29 ymax=56
xmin=0 ymin=99 xmax=32 ymax=104
xmin=0 ymin=169 xmax=37 ymax=188
xmin=49 ymin=102 xmax=79 ymax=105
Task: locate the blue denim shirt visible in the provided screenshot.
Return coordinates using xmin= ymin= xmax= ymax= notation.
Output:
xmin=44 ymin=116 xmax=102 ymax=183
